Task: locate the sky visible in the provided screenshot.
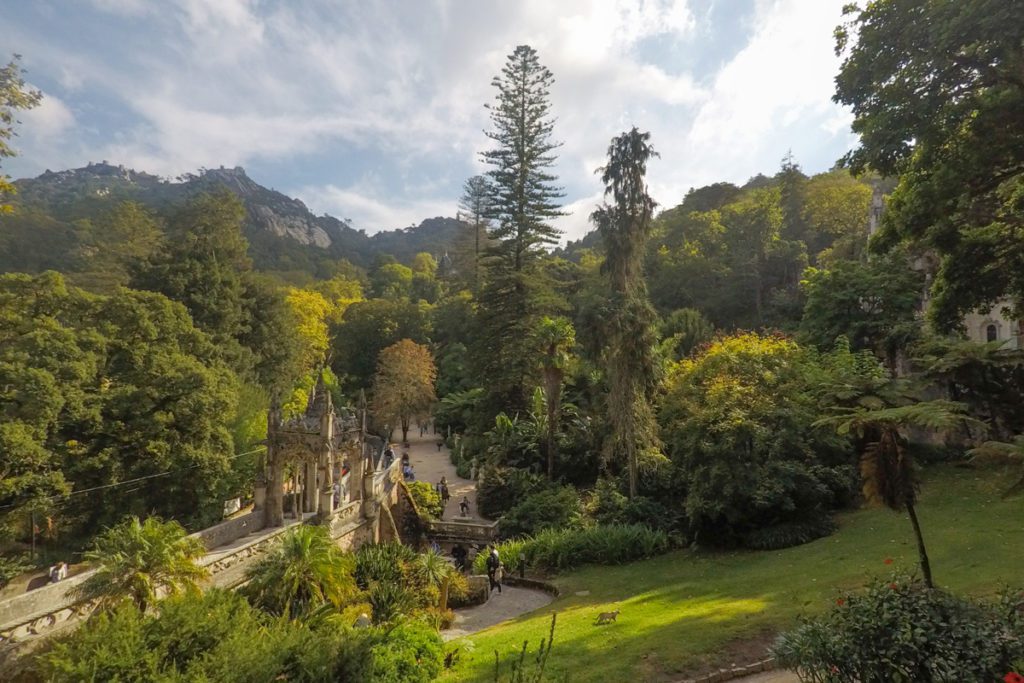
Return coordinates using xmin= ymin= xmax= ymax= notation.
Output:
xmin=2 ymin=0 xmax=857 ymax=241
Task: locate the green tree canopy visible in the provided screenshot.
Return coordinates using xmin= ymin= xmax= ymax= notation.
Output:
xmin=836 ymin=0 xmax=1024 ymax=329
xmin=0 ymin=54 xmax=42 ymax=211
xmin=0 ymin=272 xmax=240 ymax=539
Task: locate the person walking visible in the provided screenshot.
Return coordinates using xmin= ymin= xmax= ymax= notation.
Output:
xmin=486 ymin=546 xmax=502 ymax=594
xmin=459 ymin=495 xmax=471 ymax=517
xmin=440 ymin=479 xmax=451 ymax=508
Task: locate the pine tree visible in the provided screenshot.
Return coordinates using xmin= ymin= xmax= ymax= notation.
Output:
xmin=592 ymin=128 xmax=660 ymax=499
xmin=475 ymin=45 xmax=564 ymax=417
xmin=457 ymin=175 xmax=492 ymax=293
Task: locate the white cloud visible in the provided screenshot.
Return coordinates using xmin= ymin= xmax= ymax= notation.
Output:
xmin=298 ymin=182 xmax=456 ymax=233
xmin=21 ymin=91 xmax=75 ymax=136
xmin=661 ymin=0 xmax=851 ymax=195
xmin=7 ymin=0 xmax=856 ymax=239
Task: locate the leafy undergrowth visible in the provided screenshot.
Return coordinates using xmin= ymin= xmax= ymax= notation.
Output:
xmin=445 ymin=465 xmax=1023 ymax=682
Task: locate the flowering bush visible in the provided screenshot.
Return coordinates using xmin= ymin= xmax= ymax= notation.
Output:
xmin=772 ymin=574 xmax=1024 ymax=682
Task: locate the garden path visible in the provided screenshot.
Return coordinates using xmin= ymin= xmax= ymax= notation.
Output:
xmin=442 ymin=585 xmax=554 ymax=641
xmin=401 ymin=425 xmax=481 ymax=521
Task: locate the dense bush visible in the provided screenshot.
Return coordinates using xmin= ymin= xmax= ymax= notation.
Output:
xmin=354 ymin=542 xmax=417 ymax=589
xmin=586 ymin=478 xmax=680 ymax=533
xmin=368 ymin=620 xmax=444 ymax=682
xmin=477 ymin=466 xmax=547 ymax=519
xmin=0 ymin=553 xmax=33 ymax=589
xmin=475 ymin=524 xmax=671 ymax=574
xmin=660 ymin=333 xmax=859 ymax=546
xmin=739 ymin=516 xmax=837 ymax=551
xmin=772 ymin=576 xmax=1024 ymax=682
xmin=498 ymin=485 xmax=581 ymax=539
xmin=406 ymin=481 xmax=444 ymax=519
xmin=39 ymin=590 xmax=378 ymax=682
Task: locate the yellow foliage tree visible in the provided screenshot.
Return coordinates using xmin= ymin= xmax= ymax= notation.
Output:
xmin=372 ymin=339 xmax=437 ymax=444
xmin=314 ymin=275 xmax=364 ymax=324
xmin=285 ymin=288 xmax=332 ymax=373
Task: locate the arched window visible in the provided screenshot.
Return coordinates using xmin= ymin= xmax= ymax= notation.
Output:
xmin=986 ymin=324 xmax=998 ymax=342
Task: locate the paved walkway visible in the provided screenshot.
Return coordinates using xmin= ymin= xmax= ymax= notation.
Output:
xmin=400 ymin=426 xmax=482 ymax=521
xmin=443 ymin=585 xmax=553 ymax=641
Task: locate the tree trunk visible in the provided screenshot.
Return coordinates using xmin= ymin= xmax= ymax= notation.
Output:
xmin=440 ymin=576 xmax=450 ymax=612
xmin=544 ymin=369 xmax=561 ymax=480
xmin=906 ymin=501 xmax=934 ymax=588
xmin=400 ymin=415 xmax=409 ymax=444
xmin=628 ymin=444 xmax=637 ymax=500
xmin=266 ymin=451 xmax=285 ymax=527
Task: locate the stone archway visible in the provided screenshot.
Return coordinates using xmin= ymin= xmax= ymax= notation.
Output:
xmin=261 ymin=374 xmax=360 ymax=527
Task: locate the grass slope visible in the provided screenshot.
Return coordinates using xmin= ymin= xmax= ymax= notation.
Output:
xmin=446 ymin=465 xmax=1023 ymax=682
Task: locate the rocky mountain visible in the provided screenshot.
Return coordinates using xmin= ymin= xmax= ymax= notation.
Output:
xmin=10 ymin=162 xmax=468 ymax=273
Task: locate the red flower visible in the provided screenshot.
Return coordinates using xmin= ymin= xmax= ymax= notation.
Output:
xmin=830 ymin=665 xmax=840 ymax=674
xmin=883 ymin=558 xmax=893 ymax=565
xmin=835 ymin=598 xmax=845 ymax=606
xmin=890 ymin=583 xmax=898 ymax=590
xmin=1003 ymin=673 xmax=1024 ymax=683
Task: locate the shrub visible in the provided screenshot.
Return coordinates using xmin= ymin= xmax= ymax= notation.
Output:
xmin=39 ymin=590 xmax=361 ymax=682
xmin=368 ymin=620 xmax=443 ymax=683
xmin=660 ymin=333 xmax=859 ymax=545
xmin=368 ymin=582 xmax=417 ymax=625
xmin=475 ymin=524 xmax=670 ymax=574
xmin=406 ymin=481 xmax=444 ymax=519
xmin=477 ymin=466 xmax=547 ymax=519
xmin=0 ymin=553 xmax=33 ymax=589
xmin=354 ymin=542 xmax=416 ymax=589
xmin=499 ymin=486 xmax=580 ymax=539
xmin=586 ymin=479 xmax=680 ymax=533
xmin=740 ymin=516 xmax=837 ymax=551
xmin=771 ymin=576 xmax=1024 ymax=682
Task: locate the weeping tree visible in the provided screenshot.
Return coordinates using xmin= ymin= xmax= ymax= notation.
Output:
xmin=821 ymin=399 xmax=980 ymax=589
xmin=591 ymin=128 xmax=661 ymax=499
xmin=534 ymin=316 xmax=576 ymax=479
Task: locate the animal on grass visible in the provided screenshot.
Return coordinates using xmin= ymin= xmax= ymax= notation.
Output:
xmin=594 ymin=609 xmax=620 ymax=625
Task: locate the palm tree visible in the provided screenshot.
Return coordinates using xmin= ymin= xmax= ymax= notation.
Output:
xmin=74 ymin=516 xmax=208 ymax=613
xmin=244 ymin=524 xmax=355 ymax=619
xmin=821 ymin=399 xmax=980 ymax=589
xmin=534 ymin=316 xmax=575 ymax=480
xmin=415 ymin=547 xmax=458 ymax=612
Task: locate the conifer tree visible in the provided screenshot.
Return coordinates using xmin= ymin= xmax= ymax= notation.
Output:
xmin=592 ymin=128 xmax=660 ymax=499
xmin=475 ymin=45 xmax=564 ymax=417
xmin=457 ymin=175 xmax=492 ymax=293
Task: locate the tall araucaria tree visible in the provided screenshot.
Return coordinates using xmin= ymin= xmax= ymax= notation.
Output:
xmin=592 ymin=128 xmax=661 ymax=499
xmin=475 ymin=44 xmax=565 ymax=419
xmin=373 ymin=339 xmax=437 ymax=444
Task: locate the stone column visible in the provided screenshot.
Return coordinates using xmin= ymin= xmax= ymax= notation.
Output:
xmin=264 ymin=445 xmax=284 ymax=527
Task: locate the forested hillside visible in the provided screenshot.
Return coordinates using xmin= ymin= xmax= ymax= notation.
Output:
xmin=1 ymin=162 xmax=473 ymax=282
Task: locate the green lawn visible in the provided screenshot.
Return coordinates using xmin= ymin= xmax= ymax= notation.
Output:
xmin=446 ymin=465 xmax=1023 ymax=682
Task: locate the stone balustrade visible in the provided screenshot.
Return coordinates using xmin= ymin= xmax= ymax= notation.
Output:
xmin=426 ymin=518 xmax=500 ymax=543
